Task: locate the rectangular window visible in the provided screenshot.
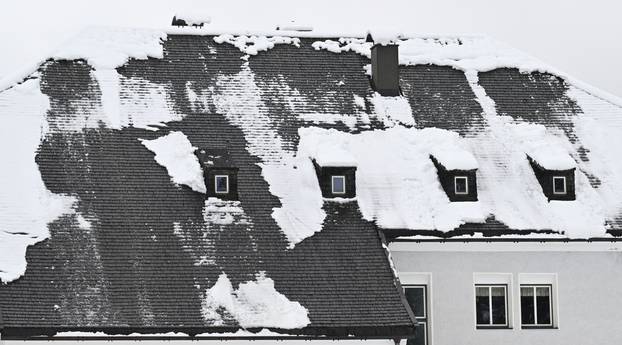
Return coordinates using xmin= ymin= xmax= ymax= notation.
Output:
xmin=215 ymin=175 xmax=229 ymax=194
xmin=521 ymin=285 xmax=552 ymax=327
xmin=475 ymin=285 xmax=508 ymax=328
xmin=405 ymin=286 xmax=428 ymax=345
xmin=454 ymin=176 xmax=468 ymax=195
xmin=331 ymin=175 xmax=346 ymax=194
xmin=553 ymin=176 xmax=566 ymax=195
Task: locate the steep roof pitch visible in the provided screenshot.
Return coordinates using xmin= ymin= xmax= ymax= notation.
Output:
xmin=0 ymin=33 xmax=416 ymax=339
xmin=2 ymin=27 xmax=622 ymax=337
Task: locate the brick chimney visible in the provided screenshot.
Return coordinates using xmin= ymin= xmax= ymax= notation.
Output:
xmin=367 ymin=32 xmax=400 ymax=96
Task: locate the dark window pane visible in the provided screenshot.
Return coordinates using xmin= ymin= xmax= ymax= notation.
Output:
xmin=476 ymin=287 xmax=490 ymax=325
xmin=407 ymin=321 xmax=426 ymax=345
xmin=215 ymin=176 xmax=228 ymax=193
xmin=553 ymin=177 xmax=566 ymax=194
xmin=455 ymin=177 xmax=468 ymax=194
xmin=405 ymin=287 xmax=426 ymax=318
xmin=491 ymin=287 xmax=507 ymax=325
xmin=332 ymin=176 xmax=345 ymax=193
xmin=536 ymin=287 xmax=552 ymax=325
xmin=521 ymin=287 xmax=535 ymax=325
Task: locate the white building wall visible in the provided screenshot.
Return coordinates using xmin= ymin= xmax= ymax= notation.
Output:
xmin=390 ymin=243 xmax=622 ymax=345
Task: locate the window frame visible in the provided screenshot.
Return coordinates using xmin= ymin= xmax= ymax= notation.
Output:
xmin=404 ymin=285 xmax=428 ymax=345
xmin=552 ymin=176 xmax=567 ymax=195
xmin=454 ymin=176 xmax=469 ymax=195
xmin=475 ymin=284 xmax=509 ymax=329
xmin=214 ymin=175 xmax=229 ymax=194
xmin=331 ymin=175 xmax=346 ymax=195
xmin=520 ymin=284 xmax=554 ymax=328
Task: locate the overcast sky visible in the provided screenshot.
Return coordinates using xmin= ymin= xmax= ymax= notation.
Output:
xmin=0 ymin=0 xmax=620 ymax=96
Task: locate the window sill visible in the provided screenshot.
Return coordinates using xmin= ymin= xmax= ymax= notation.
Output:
xmin=476 ymin=326 xmax=512 ymax=330
xmin=521 ymin=326 xmax=557 ymax=330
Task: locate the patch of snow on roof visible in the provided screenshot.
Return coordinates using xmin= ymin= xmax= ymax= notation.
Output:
xmin=140 ymin=131 xmax=206 ymax=193
xmin=120 ymin=76 xmax=183 ymax=129
xmin=298 ymin=127 xmax=487 ymax=230
xmin=0 ymin=79 xmax=77 ymax=283
xmin=202 ymin=272 xmax=310 ymax=329
xmin=203 ymin=198 xmax=251 ymax=226
xmin=209 ymin=66 xmax=326 ymax=247
xmin=367 ymin=29 xmax=403 ymax=45
xmin=174 ymin=12 xmax=212 ymax=26
xmin=465 ymin=73 xmax=606 ymax=238
xmin=431 ymin=146 xmax=479 ymax=170
xmin=567 ymin=86 xmax=622 ymax=226
xmin=53 ymin=27 xmax=166 ymax=70
xmin=213 ymin=34 xmax=300 ymax=56
xmin=511 ymin=123 xmax=576 ymax=170
xmin=370 ymin=93 xmax=415 ymax=126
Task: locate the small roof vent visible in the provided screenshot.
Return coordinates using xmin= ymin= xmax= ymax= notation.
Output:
xmin=276 ymin=20 xmax=313 ymax=32
xmin=171 ymin=12 xmax=212 ymax=27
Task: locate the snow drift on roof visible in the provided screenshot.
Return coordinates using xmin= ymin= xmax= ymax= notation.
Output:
xmin=213 ymin=34 xmax=300 ymax=56
xmin=202 ymin=272 xmax=310 ymax=328
xmin=0 ymin=79 xmax=77 ymax=283
xmin=140 ymin=131 xmax=206 ymax=193
xmin=53 ymin=27 xmax=166 ymax=70
xmin=298 ymin=126 xmax=487 ymax=230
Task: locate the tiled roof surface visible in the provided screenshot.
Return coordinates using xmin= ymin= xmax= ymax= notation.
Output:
xmin=2 ymin=33 xmax=621 ymax=337
xmin=0 ymin=36 xmax=416 ymax=338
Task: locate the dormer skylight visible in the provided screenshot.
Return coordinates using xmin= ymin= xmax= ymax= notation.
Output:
xmin=195 ymin=148 xmax=239 ymax=200
xmin=430 ymin=149 xmax=478 ymax=202
xmin=527 ymin=154 xmax=576 ymax=201
xmin=313 ymin=162 xmax=357 ymax=199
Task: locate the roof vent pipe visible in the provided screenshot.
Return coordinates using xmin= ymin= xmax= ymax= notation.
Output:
xmin=367 ymin=31 xmax=401 ymax=96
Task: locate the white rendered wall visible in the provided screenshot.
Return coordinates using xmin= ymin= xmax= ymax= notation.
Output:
xmin=390 ymin=243 xmax=622 ymax=345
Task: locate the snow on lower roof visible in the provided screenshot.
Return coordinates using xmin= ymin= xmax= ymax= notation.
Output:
xmin=0 ymin=79 xmax=77 ymax=283
xmin=140 ymin=131 xmax=206 ymax=193
xmin=202 ymin=272 xmax=310 ymax=329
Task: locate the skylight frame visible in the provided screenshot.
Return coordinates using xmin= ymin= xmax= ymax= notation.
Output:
xmin=454 ymin=176 xmax=469 ymax=195
xmin=331 ymin=175 xmax=346 ymax=195
xmin=552 ymin=176 xmax=567 ymax=195
xmin=214 ymin=175 xmax=229 ymax=194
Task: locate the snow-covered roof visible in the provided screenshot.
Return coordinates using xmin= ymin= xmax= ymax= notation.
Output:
xmin=2 ymin=25 xmax=622 ymax=338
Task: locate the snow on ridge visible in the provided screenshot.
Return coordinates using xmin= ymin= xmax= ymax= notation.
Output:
xmin=140 ymin=131 xmax=206 ymax=193
xmin=0 ymin=78 xmax=77 ymax=283
xmin=202 ymin=272 xmax=310 ymax=329
xmin=174 ymin=12 xmax=212 ymax=26
xmin=213 ymin=34 xmax=300 ymax=57
xmin=52 ymin=26 xmax=166 ymax=70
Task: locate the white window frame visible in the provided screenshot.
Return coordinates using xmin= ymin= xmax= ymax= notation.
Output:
xmin=520 ymin=284 xmax=553 ymax=328
xmin=475 ymin=284 xmax=509 ymax=328
xmin=454 ymin=176 xmax=469 ymax=195
xmin=214 ymin=175 xmax=229 ymax=194
xmin=552 ymin=176 xmax=566 ymax=195
xmin=404 ymin=284 xmax=429 ymax=345
xmin=331 ymin=175 xmax=346 ymax=194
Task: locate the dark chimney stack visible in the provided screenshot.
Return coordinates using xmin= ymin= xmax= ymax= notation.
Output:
xmin=367 ymin=33 xmax=400 ymax=96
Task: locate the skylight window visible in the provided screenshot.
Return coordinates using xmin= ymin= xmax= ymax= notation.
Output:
xmin=215 ymin=175 xmax=229 ymax=194
xmin=454 ymin=176 xmax=468 ymax=195
xmin=552 ymin=176 xmax=566 ymax=195
xmin=332 ymin=176 xmax=346 ymax=195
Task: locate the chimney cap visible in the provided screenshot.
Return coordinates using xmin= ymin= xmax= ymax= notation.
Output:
xmin=366 ymin=29 xmax=403 ymax=45
xmin=172 ymin=12 xmax=212 ymax=27
xmin=276 ymin=20 xmax=313 ymax=32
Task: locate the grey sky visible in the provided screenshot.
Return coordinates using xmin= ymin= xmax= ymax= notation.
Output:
xmin=0 ymin=0 xmax=620 ymax=96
